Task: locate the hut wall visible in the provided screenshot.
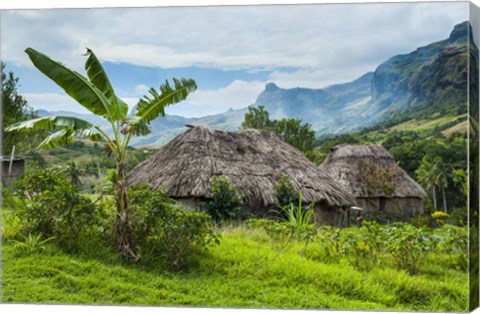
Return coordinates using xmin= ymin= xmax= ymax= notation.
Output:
xmin=383 ymin=198 xmax=424 ymax=215
xmin=1 ymin=159 xmax=25 ymax=186
xmin=176 ymin=197 xmax=202 ymax=211
xmin=315 ymin=203 xmax=348 ymax=227
xmin=354 ymin=197 xmax=423 ymax=216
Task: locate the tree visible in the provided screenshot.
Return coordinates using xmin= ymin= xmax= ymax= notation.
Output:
xmin=273 ymin=118 xmax=316 ymax=152
xmin=241 ymin=106 xmax=316 ymax=153
xmin=6 ymin=48 xmax=197 ymax=259
xmin=240 ymin=105 xmax=274 ymax=130
xmin=416 ymin=155 xmax=438 ymax=209
xmin=432 ymin=157 xmax=448 ymax=213
xmin=1 ymin=63 xmax=39 ymax=155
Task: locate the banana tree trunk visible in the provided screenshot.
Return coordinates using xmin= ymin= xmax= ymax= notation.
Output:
xmin=432 ymin=186 xmax=437 ymax=209
xmin=114 ymin=161 xmax=138 ymax=260
xmin=442 ymin=186 xmax=448 ymax=213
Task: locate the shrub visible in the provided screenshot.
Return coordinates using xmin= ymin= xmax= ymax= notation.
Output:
xmin=409 ymin=214 xmax=431 ymax=228
xmin=247 ymin=218 xmax=294 ymax=252
xmin=340 ymin=221 xmax=384 ymax=271
xmin=274 ymin=175 xmax=300 ymax=209
xmin=201 ymin=175 xmax=244 ymax=222
xmin=448 ymin=207 xmax=467 ymax=226
xmin=247 ymin=195 xmax=316 ymax=255
xmin=436 ymin=225 xmax=468 ymax=270
xmin=11 ymin=233 xmax=55 ymax=255
xmin=129 ymin=185 xmax=220 ymax=271
xmin=1 ymin=188 xmax=27 ymax=241
xmin=13 ymin=169 xmax=98 ymax=250
xmin=314 ymin=225 xmax=342 ymax=263
xmin=383 ymin=223 xmax=437 ymax=275
xmin=431 ymin=211 xmax=449 ymax=225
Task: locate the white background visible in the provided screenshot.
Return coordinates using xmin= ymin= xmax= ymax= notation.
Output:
xmin=1 ymin=0 xmax=480 ymax=314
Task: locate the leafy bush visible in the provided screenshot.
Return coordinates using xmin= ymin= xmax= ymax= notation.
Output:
xmin=340 ymin=221 xmax=384 ymax=271
xmin=1 ymin=188 xmax=27 ymax=240
xmin=11 ymin=233 xmax=55 ymax=255
xmin=436 ymin=225 xmax=468 ymax=270
xmin=313 ymin=226 xmax=343 ymax=263
xmin=409 ymin=214 xmax=431 ymax=228
xmin=247 ymin=195 xmax=316 ymax=254
xmin=448 ymin=207 xmax=467 ymax=226
xmin=12 ymin=169 xmax=98 ymax=250
xmin=129 ymin=185 xmax=220 ymax=271
xmin=431 ymin=211 xmax=449 ymax=225
xmin=247 ymin=218 xmax=294 ymax=252
xmin=383 ymin=223 xmax=437 ymax=275
xmin=201 ymin=175 xmax=244 ymax=222
xmin=274 ymin=175 xmax=300 ymax=209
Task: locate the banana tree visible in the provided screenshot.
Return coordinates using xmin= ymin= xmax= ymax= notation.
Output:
xmin=6 ymin=48 xmax=197 ymax=259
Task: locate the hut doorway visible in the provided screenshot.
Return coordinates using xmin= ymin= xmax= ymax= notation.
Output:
xmin=379 ymin=197 xmax=387 ymax=211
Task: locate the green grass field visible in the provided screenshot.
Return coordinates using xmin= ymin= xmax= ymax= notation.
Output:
xmin=1 ymin=225 xmax=468 ymax=311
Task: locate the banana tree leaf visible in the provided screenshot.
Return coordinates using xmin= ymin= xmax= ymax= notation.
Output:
xmin=133 ymin=78 xmax=197 ymax=124
xmin=37 ymin=128 xmax=75 ymax=150
xmin=124 ymin=116 xmax=151 ymax=136
xmin=25 ymin=48 xmax=118 ymax=122
xmin=5 ymin=116 xmax=95 ymax=132
xmin=73 ymin=128 xmax=103 ymax=142
xmin=85 ymin=48 xmax=128 ymax=120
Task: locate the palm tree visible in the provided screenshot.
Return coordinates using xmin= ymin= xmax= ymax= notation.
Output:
xmin=6 ymin=48 xmax=197 ymax=259
xmin=416 ymin=155 xmax=438 ymax=209
xmin=432 ymin=157 xmax=448 ymax=213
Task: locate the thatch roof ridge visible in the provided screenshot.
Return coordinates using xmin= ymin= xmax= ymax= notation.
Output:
xmin=319 ymin=144 xmax=427 ymax=199
xmin=128 ymin=126 xmax=354 ymax=208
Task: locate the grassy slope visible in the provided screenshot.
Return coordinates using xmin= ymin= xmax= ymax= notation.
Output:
xmin=390 ymin=114 xmax=467 ymax=132
xmin=2 ymin=226 xmax=467 ymax=311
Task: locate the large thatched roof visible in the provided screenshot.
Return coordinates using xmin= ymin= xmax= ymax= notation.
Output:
xmin=319 ymin=144 xmax=427 ymax=199
xmin=128 ymin=126 xmax=354 ymax=208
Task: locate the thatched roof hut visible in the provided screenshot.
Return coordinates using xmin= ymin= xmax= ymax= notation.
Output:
xmin=128 ymin=126 xmax=354 ymax=224
xmin=319 ymin=144 xmax=427 ymax=216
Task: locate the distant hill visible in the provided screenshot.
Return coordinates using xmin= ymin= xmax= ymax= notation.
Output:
xmin=37 ymin=21 xmax=475 ymax=147
xmin=255 ymin=21 xmax=474 ymax=137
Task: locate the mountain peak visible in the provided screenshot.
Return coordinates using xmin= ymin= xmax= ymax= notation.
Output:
xmin=449 ymin=21 xmax=469 ymax=42
xmin=265 ymin=82 xmax=279 ymax=91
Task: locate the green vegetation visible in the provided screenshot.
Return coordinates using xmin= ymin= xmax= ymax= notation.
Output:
xmin=274 ymin=175 xmax=300 ymax=209
xmin=5 ymin=48 xmax=197 ymax=258
xmin=1 ymin=63 xmax=42 ymax=155
xmin=12 ymin=169 xmax=99 ymax=250
xmin=201 ymin=175 xmax=245 ymax=222
xmin=313 ymin=113 xmax=467 ymax=214
xmin=1 ymin=223 xmax=468 ymax=311
xmin=129 ymin=185 xmax=219 ymax=270
xmin=241 ymin=105 xmax=316 ymax=155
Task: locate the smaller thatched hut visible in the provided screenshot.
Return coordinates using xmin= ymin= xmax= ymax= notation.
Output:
xmin=319 ymin=144 xmax=427 ymax=216
xmin=128 ymin=125 xmax=354 ymax=226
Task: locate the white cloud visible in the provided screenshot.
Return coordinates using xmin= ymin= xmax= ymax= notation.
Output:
xmin=24 ymin=93 xmax=91 ymax=113
xmin=2 ymin=2 xmax=468 ymax=75
xmin=165 ymin=80 xmax=265 ymax=117
xmin=23 ymin=80 xmax=264 ymax=118
xmin=133 ymin=84 xmax=150 ymax=95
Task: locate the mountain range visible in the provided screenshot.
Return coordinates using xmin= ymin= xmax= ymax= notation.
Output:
xmin=38 ymin=21 xmax=475 ymax=147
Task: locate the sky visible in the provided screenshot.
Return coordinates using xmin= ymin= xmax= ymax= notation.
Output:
xmin=0 ymin=2 xmax=469 ymax=118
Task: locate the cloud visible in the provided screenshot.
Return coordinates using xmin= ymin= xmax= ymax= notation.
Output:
xmin=24 ymin=93 xmax=91 ymax=113
xmin=2 ymin=2 xmax=468 ymax=75
xmin=166 ymin=80 xmax=265 ymax=117
xmin=24 ymin=80 xmax=265 ymax=118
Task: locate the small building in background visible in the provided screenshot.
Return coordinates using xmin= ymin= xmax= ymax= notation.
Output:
xmin=319 ymin=144 xmax=427 ymax=218
xmin=1 ymin=157 xmax=25 ymax=186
